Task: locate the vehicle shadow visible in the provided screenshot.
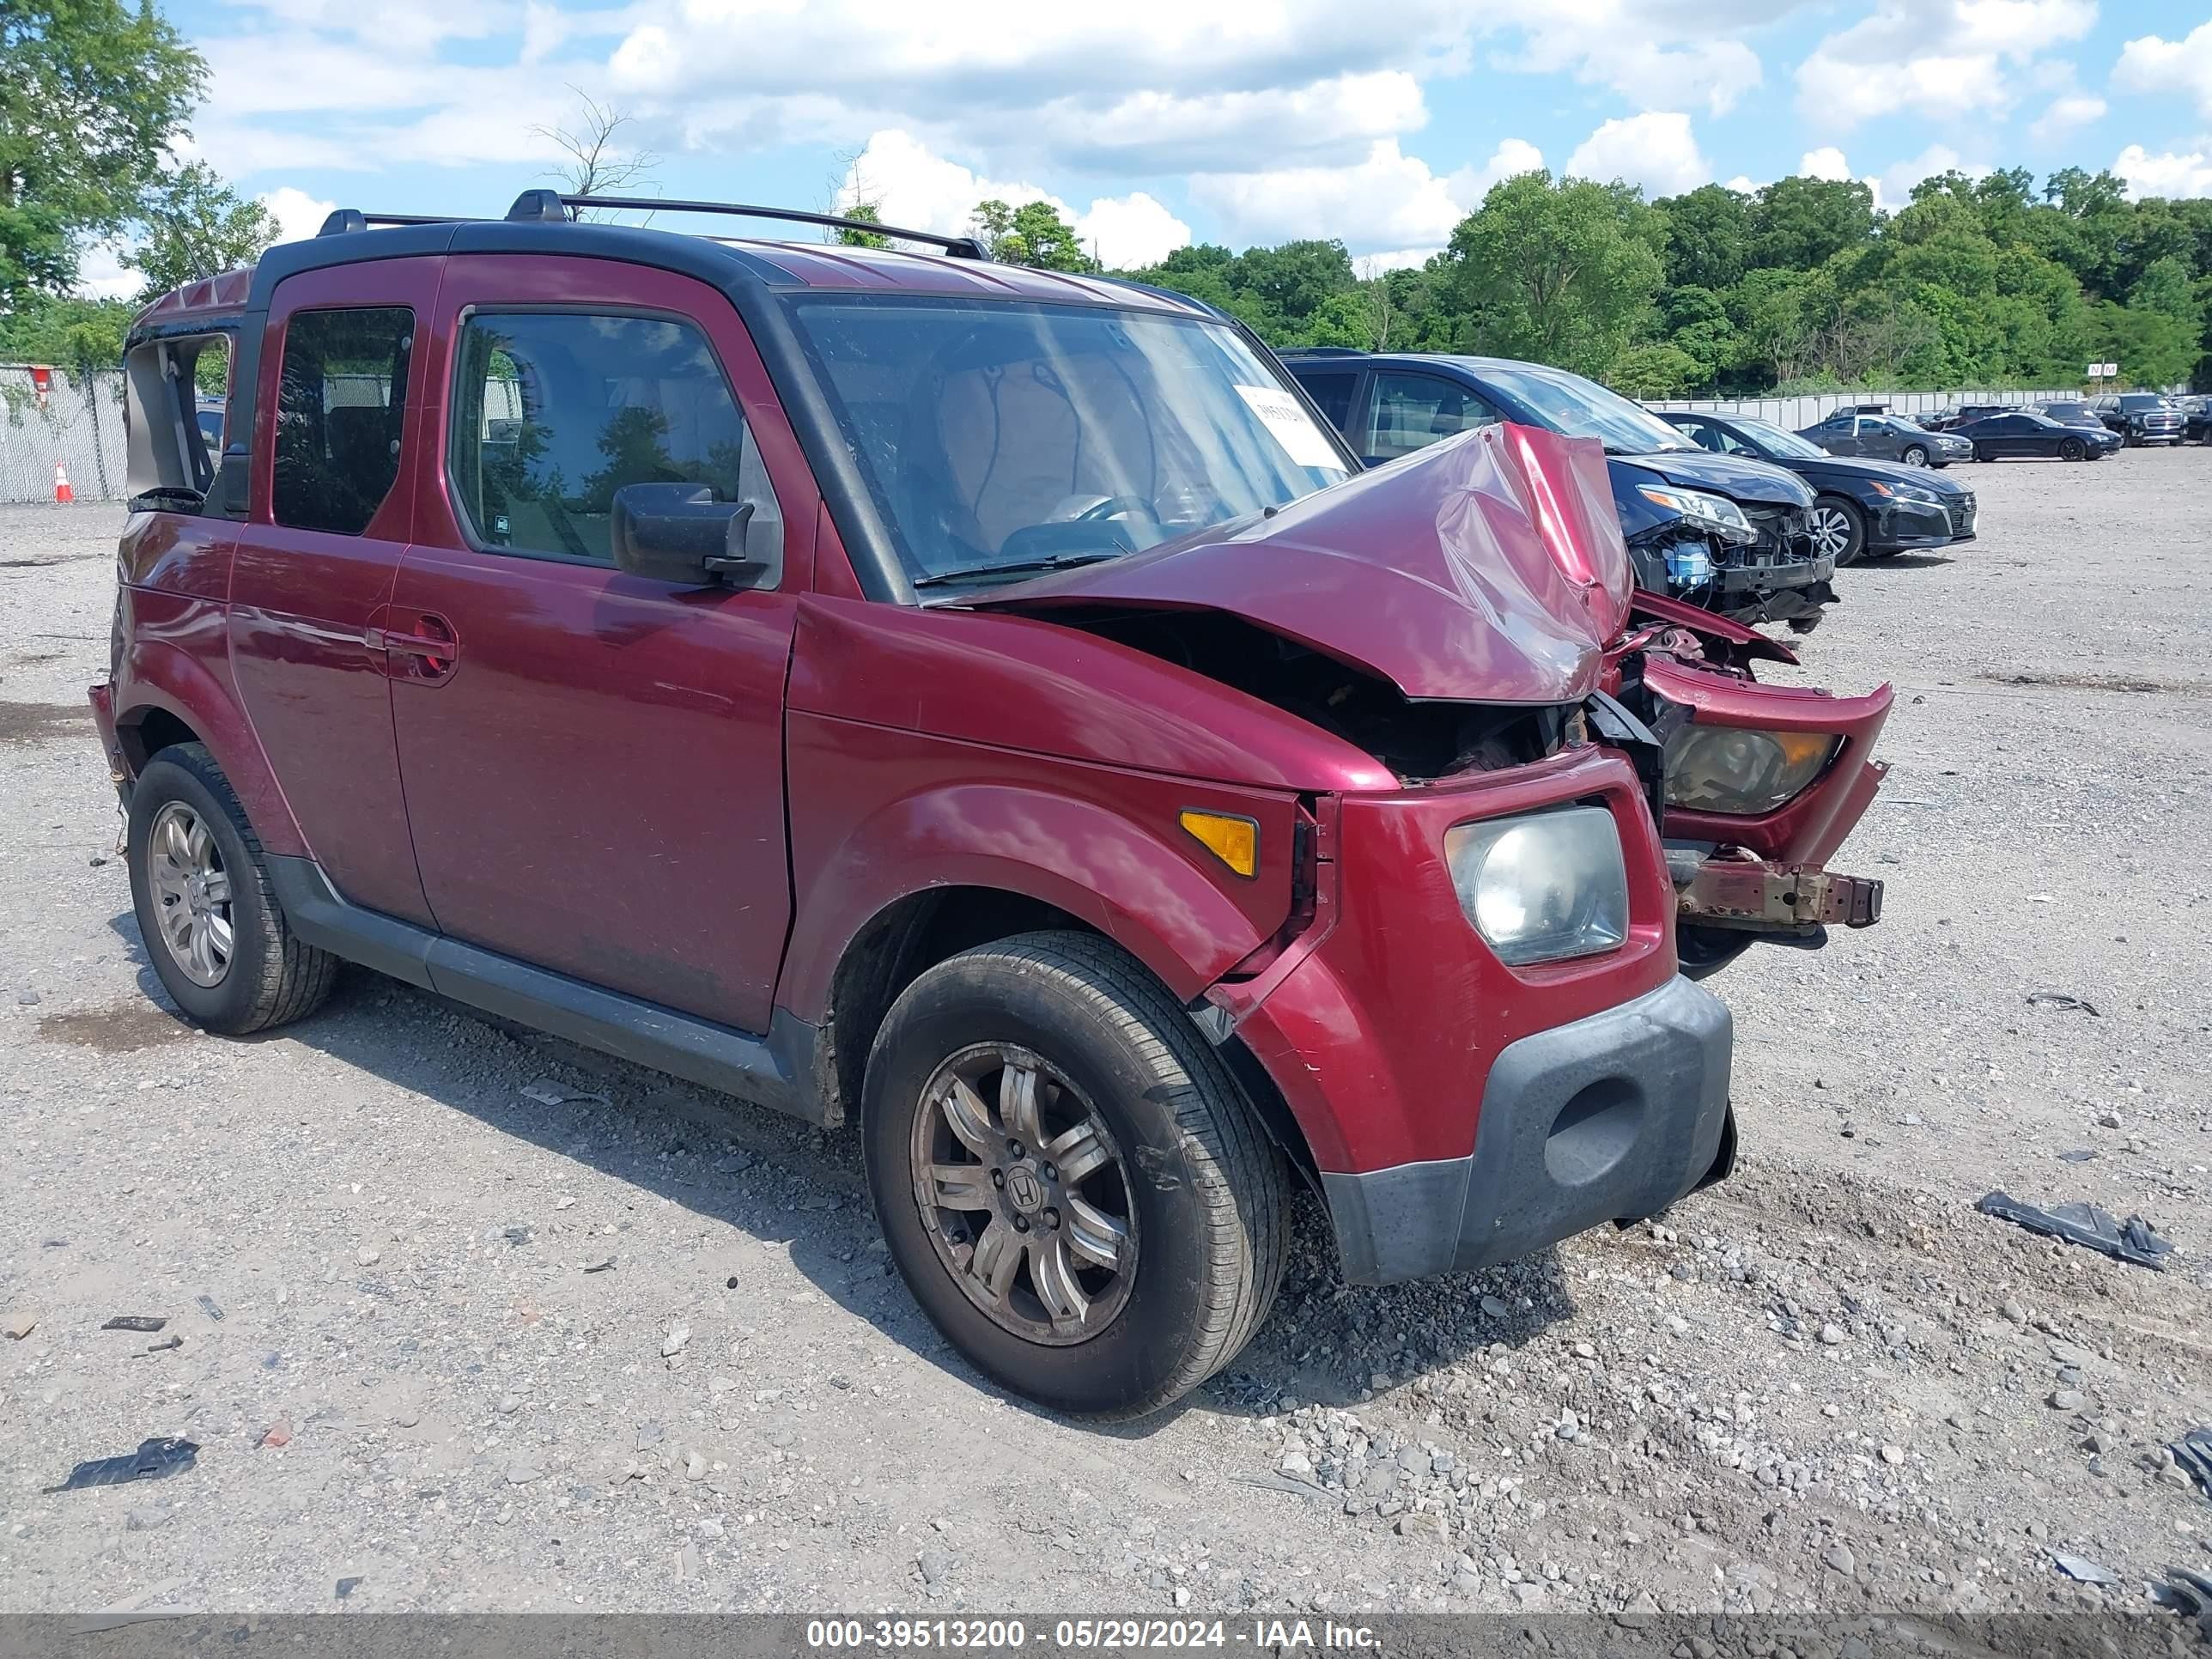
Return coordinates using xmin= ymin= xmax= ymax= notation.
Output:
xmin=90 ymin=923 xmax=1575 ymax=1434
xmin=1860 ymin=551 xmax=1955 ymax=571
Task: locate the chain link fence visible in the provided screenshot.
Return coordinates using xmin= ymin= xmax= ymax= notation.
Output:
xmin=0 ymin=367 xmax=128 ymax=503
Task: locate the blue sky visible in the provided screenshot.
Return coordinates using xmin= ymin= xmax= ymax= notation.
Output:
xmin=157 ymin=0 xmax=2212 ymax=270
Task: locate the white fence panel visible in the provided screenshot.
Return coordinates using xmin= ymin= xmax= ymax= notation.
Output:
xmin=1646 ymin=386 xmax=2076 ymax=429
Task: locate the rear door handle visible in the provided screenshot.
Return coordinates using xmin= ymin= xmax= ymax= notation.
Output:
xmin=367 ymin=611 xmax=458 ymax=682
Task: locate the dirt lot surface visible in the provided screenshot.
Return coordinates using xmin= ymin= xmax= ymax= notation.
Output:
xmin=1 ymin=452 xmax=2209 ymax=1627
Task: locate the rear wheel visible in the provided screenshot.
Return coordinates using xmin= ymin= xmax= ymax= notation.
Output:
xmin=862 ymin=932 xmax=1286 ymax=1419
xmin=1973 ymin=442 xmax=1996 ymax=463
xmin=127 ymin=743 xmax=337 ymax=1033
xmin=2059 ymin=435 xmax=2086 ymax=462
xmin=1808 ymin=496 xmax=1867 ymax=567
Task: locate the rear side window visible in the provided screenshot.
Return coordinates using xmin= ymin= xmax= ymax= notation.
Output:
xmin=272 ymin=307 xmax=414 ymax=535
xmin=1294 ymin=370 xmax=1358 ymax=433
xmin=447 ymin=311 xmax=752 ymax=566
xmin=1364 ymin=372 xmax=1500 ymax=461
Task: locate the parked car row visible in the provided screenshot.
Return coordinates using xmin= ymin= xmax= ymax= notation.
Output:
xmin=1279 ymin=349 xmax=1982 ymax=633
xmin=97 ymin=201 xmax=1897 ymax=1418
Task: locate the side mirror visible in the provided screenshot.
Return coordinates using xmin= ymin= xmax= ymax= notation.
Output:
xmin=610 ymin=482 xmax=782 ymax=588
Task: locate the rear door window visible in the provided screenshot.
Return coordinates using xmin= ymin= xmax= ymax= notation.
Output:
xmin=447 ymin=310 xmax=761 ymax=566
xmin=272 ymin=307 xmax=414 ymax=535
xmin=1293 ymin=369 xmax=1358 ymax=434
xmin=1363 ymin=372 xmax=1500 ymax=461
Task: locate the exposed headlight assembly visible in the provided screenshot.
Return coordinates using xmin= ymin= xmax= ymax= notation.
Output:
xmin=1443 ymin=806 xmax=1629 ymax=966
xmin=1664 ymin=725 xmax=1837 ymax=815
xmin=1638 ymin=483 xmax=1757 ymax=544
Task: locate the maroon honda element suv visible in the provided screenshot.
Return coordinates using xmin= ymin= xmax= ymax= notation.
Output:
xmin=91 ymin=191 xmax=1889 ymax=1417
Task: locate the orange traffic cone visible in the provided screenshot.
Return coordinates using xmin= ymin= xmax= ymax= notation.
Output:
xmin=53 ymin=462 xmax=74 ymax=505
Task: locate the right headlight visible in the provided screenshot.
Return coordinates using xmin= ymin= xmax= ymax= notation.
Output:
xmin=1637 ymin=483 xmax=1757 ymax=544
xmin=1443 ymin=806 xmax=1628 ymax=966
xmin=1664 ymin=725 xmax=1837 ymax=815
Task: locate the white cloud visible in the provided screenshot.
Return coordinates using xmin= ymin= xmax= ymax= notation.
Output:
xmin=75 ymin=242 xmax=140 ymax=303
xmin=1724 ymin=174 xmax=1759 ymax=194
xmin=1446 ymin=137 xmax=1547 ymax=206
xmin=2115 ymin=21 xmax=2212 ymax=119
xmin=1072 ymin=193 xmax=1190 ymax=269
xmin=2112 ymin=143 xmax=2212 ymax=199
xmin=1796 ymin=0 xmax=2097 ymax=127
xmin=1480 ymin=3 xmax=1794 ymax=116
xmin=607 ymin=2 xmax=1468 ymax=173
xmin=1799 ymin=147 xmax=1852 ymax=181
xmin=2029 ymin=93 xmax=2107 ymax=140
xmin=1189 ymin=137 xmax=1491 ymax=259
xmin=834 ymin=131 xmax=1189 ymax=268
xmin=1565 ymin=112 xmax=1711 ymax=198
xmin=259 ymin=186 xmax=337 ymax=245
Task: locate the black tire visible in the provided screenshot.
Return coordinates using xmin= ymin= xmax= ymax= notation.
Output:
xmin=2059 ymin=435 xmax=2086 ymax=462
xmin=1899 ymin=445 xmax=1929 ymax=467
xmin=1973 ymin=442 xmax=1995 ymax=463
xmin=862 ymin=931 xmax=1287 ymax=1419
xmin=1808 ymin=495 xmax=1867 ymax=567
xmin=127 ymin=742 xmax=338 ymax=1034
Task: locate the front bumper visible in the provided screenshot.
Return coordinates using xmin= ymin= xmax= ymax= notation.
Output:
xmin=1871 ymin=497 xmax=1959 ymax=548
xmin=1321 ymin=976 xmax=1734 ymax=1285
xmin=1715 ymin=556 xmax=1835 ymax=595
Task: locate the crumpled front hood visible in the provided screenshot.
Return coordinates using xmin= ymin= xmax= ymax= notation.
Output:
xmin=1616 ymin=447 xmax=1817 ymax=507
xmin=964 ymin=422 xmax=1633 ymax=705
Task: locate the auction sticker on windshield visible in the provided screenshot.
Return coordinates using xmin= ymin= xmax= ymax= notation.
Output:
xmin=1234 ymin=385 xmax=1344 ymax=470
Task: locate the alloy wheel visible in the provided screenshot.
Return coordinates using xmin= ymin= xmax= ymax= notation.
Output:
xmin=1901 ymin=447 xmax=1929 ymax=466
xmin=908 ymin=1042 xmax=1138 ymax=1346
xmin=145 ymin=801 xmax=233 ymax=987
xmin=1808 ymin=504 xmax=1856 ymax=561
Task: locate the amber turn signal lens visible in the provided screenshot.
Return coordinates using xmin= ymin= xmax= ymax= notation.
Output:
xmin=1180 ymin=810 xmax=1259 ymax=878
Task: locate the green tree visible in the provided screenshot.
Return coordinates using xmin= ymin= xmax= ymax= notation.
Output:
xmin=1747 ymin=175 xmax=1875 ymax=271
xmin=831 ymin=200 xmax=890 ymax=250
xmin=123 ymin=160 xmax=276 ymax=298
xmin=1654 ymin=184 xmax=1750 ymax=292
xmin=0 ymin=291 xmax=130 ymax=372
xmin=1438 ymin=171 xmax=1663 ymax=376
xmin=1608 ymin=342 xmax=1701 ymax=398
xmin=971 ymin=198 xmax=1097 ymax=272
xmin=1 ymin=0 xmax=204 ymax=301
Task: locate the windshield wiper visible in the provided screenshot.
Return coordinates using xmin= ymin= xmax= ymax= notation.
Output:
xmin=912 ymin=552 xmax=1121 ymax=589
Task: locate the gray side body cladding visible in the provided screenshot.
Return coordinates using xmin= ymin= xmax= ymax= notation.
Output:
xmin=265 ymin=856 xmax=817 ymax=1121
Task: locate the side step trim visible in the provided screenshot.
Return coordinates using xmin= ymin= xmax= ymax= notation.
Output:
xmin=265 ymin=855 xmax=814 ymax=1120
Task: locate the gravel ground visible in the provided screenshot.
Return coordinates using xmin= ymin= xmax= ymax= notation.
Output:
xmin=1 ymin=452 xmax=2209 ymax=1626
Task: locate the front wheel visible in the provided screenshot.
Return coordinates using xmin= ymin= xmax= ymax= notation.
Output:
xmin=1973 ymin=442 xmax=1996 ymax=462
xmin=2059 ymin=435 xmax=2086 ymax=462
xmin=1808 ymin=496 xmax=1867 ymax=567
xmin=862 ymin=933 xmax=1287 ymax=1419
xmin=1900 ymin=445 xmax=1929 ymax=467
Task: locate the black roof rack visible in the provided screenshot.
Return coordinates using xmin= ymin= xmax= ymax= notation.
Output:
xmin=317 ymin=209 xmax=468 ymax=236
xmin=501 ymin=188 xmax=989 ymax=259
xmin=1274 ymin=345 xmax=1364 ymax=357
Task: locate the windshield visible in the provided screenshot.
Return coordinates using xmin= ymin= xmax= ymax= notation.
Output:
xmin=1477 ymin=365 xmax=1694 ymax=454
xmin=1735 ymin=417 xmax=1826 ymax=459
xmin=787 ymin=296 xmax=1350 ymax=586
xmin=2118 ymin=394 xmax=2168 ymax=410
